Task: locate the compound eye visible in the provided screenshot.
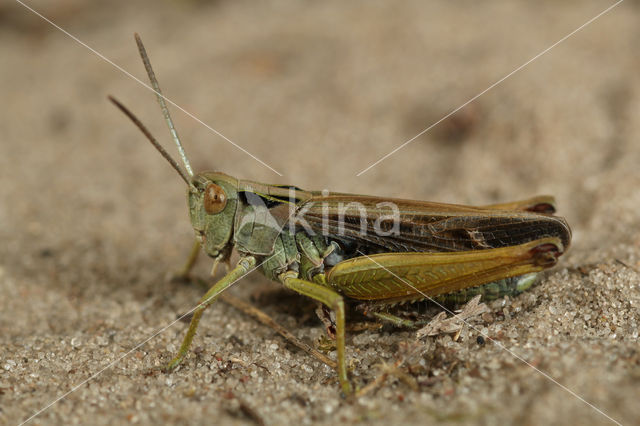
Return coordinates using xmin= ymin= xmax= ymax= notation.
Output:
xmin=203 ymin=183 xmax=227 ymax=214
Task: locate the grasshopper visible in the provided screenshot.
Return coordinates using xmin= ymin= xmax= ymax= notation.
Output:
xmin=109 ymin=34 xmax=571 ymax=396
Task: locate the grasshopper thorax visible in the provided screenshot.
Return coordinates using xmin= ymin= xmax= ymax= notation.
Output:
xmin=188 ymin=172 xmax=239 ymax=258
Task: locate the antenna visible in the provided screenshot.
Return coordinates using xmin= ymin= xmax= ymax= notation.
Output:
xmin=134 ymin=33 xmax=194 ymax=177
xmin=108 ymin=95 xmax=192 ymax=186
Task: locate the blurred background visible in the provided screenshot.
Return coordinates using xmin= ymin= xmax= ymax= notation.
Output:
xmin=1 ymin=0 xmax=638 ymax=424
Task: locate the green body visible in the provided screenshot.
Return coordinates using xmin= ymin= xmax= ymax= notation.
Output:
xmin=171 ymin=171 xmax=571 ymax=395
xmin=187 ymin=171 xmax=569 ymax=305
xmin=114 ymin=35 xmax=572 ymax=396
xmin=434 ymin=273 xmax=538 ymax=305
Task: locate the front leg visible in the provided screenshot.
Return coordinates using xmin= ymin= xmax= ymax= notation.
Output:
xmin=278 ymin=271 xmax=352 ymax=396
xmin=167 ymin=256 xmax=257 ymax=370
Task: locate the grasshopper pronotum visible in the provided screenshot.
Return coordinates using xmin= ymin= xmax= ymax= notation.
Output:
xmin=109 ymin=34 xmax=571 ymax=396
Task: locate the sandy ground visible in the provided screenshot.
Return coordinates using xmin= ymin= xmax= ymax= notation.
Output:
xmin=1 ymin=1 xmax=639 ymax=425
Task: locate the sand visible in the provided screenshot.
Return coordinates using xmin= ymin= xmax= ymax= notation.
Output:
xmin=1 ymin=1 xmax=639 ymax=424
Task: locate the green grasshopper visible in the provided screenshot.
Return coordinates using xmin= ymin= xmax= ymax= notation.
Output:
xmin=109 ymin=35 xmax=571 ymax=396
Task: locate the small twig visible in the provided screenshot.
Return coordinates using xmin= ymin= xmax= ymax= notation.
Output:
xmin=229 ymin=357 xmax=248 ymax=367
xmin=615 ymin=258 xmax=639 ymax=273
xmin=356 ymin=359 xmax=403 ymax=398
xmin=356 ymin=341 xmax=422 ymax=397
xmin=416 ymin=295 xmax=488 ymax=339
xmin=236 ymin=396 xmax=266 ymax=426
xmin=219 ymin=292 xmax=337 ymax=369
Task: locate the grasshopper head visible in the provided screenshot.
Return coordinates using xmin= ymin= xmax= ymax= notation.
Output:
xmin=109 ymin=36 xmax=242 ymax=260
xmin=188 ymin=172 xmax=239 ymax=257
